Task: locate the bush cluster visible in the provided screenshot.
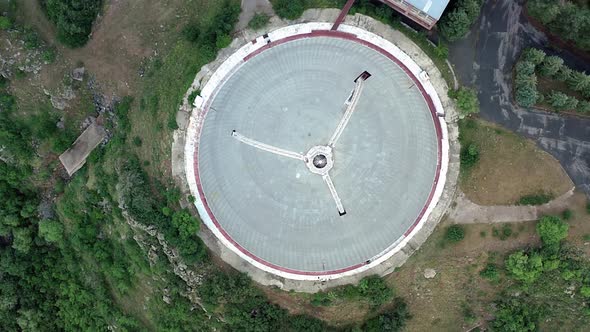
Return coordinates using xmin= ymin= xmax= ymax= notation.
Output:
xmin=182 ymin=0 xmax=240 ymax=53
xmin=438 ymin=0 xmax=483 ymax=42
xmin=517 ymin=193 xmax=553 ymax=206
xmin=200 ymin=271 xmax=329 ymax=330
xmin=527 ymin=0 xmax=590 ymax=51
xmin=311 ymin=275 xmax=393 ymax=308
xmin=363 ymin=298 xmax=411 ymax=332
xmin=41 ymin=0 xmax=102 ymax=47
xmin=515 ymin=48 xmax=590 ymax=113
xmin=449 ymin=87 xmax=480 ymax=117
xmin=248 ymin=13 xmax=270 ymax=30
xmin=460 ymin=143 xmax=479 ymax=171
xmin=495 ymin=214 xmax=590 ymax=328
xmin=271 ymin=0 xmax=305 ymax=20
xmin=445 ymin=224 xmax=466 ymax=243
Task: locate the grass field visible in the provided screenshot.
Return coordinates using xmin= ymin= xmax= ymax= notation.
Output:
xmin=459 ymin=118 xmax=573 ymax=205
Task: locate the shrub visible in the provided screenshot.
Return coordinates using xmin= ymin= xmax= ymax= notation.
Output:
xmin=480 ymin=263 xmax=500 ymax=282
xmin=445 ymin=224 xmax=465 ymax=243
xmin=460 ymin=143 xmax=479 ymax=170
xmin=310 ymin=292 xmax=333 ymax=306
xmin=215 ymin=34 xmax=232 ymax=49
xmin=434 ymin=43 xmax=449 ymax=59
xmin=132 ymin=136 xmax=142 ymax=147
xmin=363 ymin=298 xmax=411 ymax=332
xmin=515 ymin=81 xmax=539 ymax=107
xmin=514 ymin=59 xmax=539 ymax=107
xmin=581 ymin=286 xmax=590 ymax=298
xmin=500 ymin=224 xmax=512 ymax=240
xmin=171 ymin=209 xmax=199 ymax=239
xmin=450 ymin=87 xmax=479 ymax=117
xmin=567 ymin=71 xmax=590 ymax=92
xmin=182 ymin=23 xmax=201 ymax=43
xmin=38 ymin=219 xmax=64 ymax=243
xmin=527 ymin=0 xmax=590 ymax=51
xmin=578 ymin=100 xmax=590 ymax=114
xmin=439 ymin=0 xmax=483 ymax=42
xmin=555 ymin=66 xmax=573 ymax=82
xmin=562 ymin=209 xmax=573 ymax=220
xmin=271 ymin=0 xmax=305 ymax=20
xmin=536 ymin=215 xmax=568 ymax=246
xmin=517 ymin=193 xmax=553 ymax=206
xmin=248 ymin=13 xmax=270 ymax=30
xmin=547 ymin=91 xmax=571 ymax=110
xmin=522 ymin=48 xmax=546 ymax=65
xmin=357 ymin=275 xmax=393 ymax=307
xmin=22 ymin=27 xmax=40 ymax=49
xmin=42 ymin=48 xmax=56 ymax=63
xmin=492 ymin=299 xmax=539 ymax=332
xmin=198 ymin=0 xmax=239 ymax=52
xmin=516 ymin=60 xmax=536 ymax=76
xmin=505 ymin=251 xmax=544 ymax=283
xmin=0 ymin=16 xmax=12 ymax=30
xmin=539 ymin=56 xmax=564 ymax=77
xmin=43 ymin=0 xmax=102 ymax=47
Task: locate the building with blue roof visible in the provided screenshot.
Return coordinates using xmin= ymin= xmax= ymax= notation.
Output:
xmin=379 ymin=0 xmax=451 ymax=29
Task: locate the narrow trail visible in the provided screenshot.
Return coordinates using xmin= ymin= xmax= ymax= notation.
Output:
xmin=449 ymin=188 xmax=575 ymax=224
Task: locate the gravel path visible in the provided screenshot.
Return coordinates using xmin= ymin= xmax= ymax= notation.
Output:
xmin=449 ymin=188 xmax=575 ymax=224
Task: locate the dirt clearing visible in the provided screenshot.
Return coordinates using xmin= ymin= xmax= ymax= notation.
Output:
xmin=460 ymin=119 xmax=573 ymax=205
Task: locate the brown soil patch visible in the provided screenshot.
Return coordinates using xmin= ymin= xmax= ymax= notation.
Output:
xmin=460 ymin=119 xmax=573 ymax=205
xmin=261 ymin=286 xmax=369 ymax=327
xmin=18 ymin=0 xmax=188 ymax=99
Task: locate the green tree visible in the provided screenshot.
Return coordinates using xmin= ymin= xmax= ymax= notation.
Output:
xmin=567 ymin=71 xmax=590 ymax=92
xmin=505 ymin=251 xmax=544 ymax=283
xmin=480 ymin=263 xmax=500 ymax=282
xmin=11 ymin=227 xmax=33 ymax=253
xmin=564 ymin=96 xmax=579 ymax=110
xmin=492 ymin=299 xmax=539 ymax=332
xmin=555 ymin=66 xmax=573 ymax=82
xmin=450 ymin=87 xmax=479 ymax=117
xmin=516 ymin=61 xmax=536 ymax=77
xmin=460 ymin=143 xmax=479 ymax=170
xmin=171 ymin=209 xmax=199 ymax=239
xmin=271 ymin=0 xmax=305 ymax=20
xmin=0 ymin=16 xmax=11 ymax=30
xmin=38 ymin=219 xmax=64 ymax=243
xmin=439 ymin=0 xmax=483 ymax=42
xmin=577 ymin=100 xmax=590 ymax=114
xmin=527 ymin=1 xmax=561 ymax=24
xmin=43 ymin=0 xmax=103 ymax=47
xmin=536 ymin=215 xmax=568 ymax=246
xmin=248 ymin=13 xmax=270 ymax=30
xmin=522 ymin=48 xmax=546 ymax=66
xmin=539 ymin=56 xmax=564 ymax=77
xmin=548 ymin=91 xmax=570 ymax=109
xmin=515 ymin=82 xmax=539 ymax=107
xmin=364 ymin=298 xmax=411 ymax=332
xmin=445 ymin=224 xmax=465 ymax=243
xmin=357 ymin=275 xmax=393 ymax=307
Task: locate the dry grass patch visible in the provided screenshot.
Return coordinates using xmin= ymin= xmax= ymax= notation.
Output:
xmin=459 ymin=119 xmax=573 ymax=205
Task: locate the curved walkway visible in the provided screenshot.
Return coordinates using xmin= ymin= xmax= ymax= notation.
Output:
xmin=448 ymin=0 xmax=590 ymax=196
xmin=449 ymin=188 xmax=575 ymax=224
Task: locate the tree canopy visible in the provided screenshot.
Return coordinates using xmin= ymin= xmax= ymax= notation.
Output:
xmin=42 ymin=0 xmax=102 ymax=47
